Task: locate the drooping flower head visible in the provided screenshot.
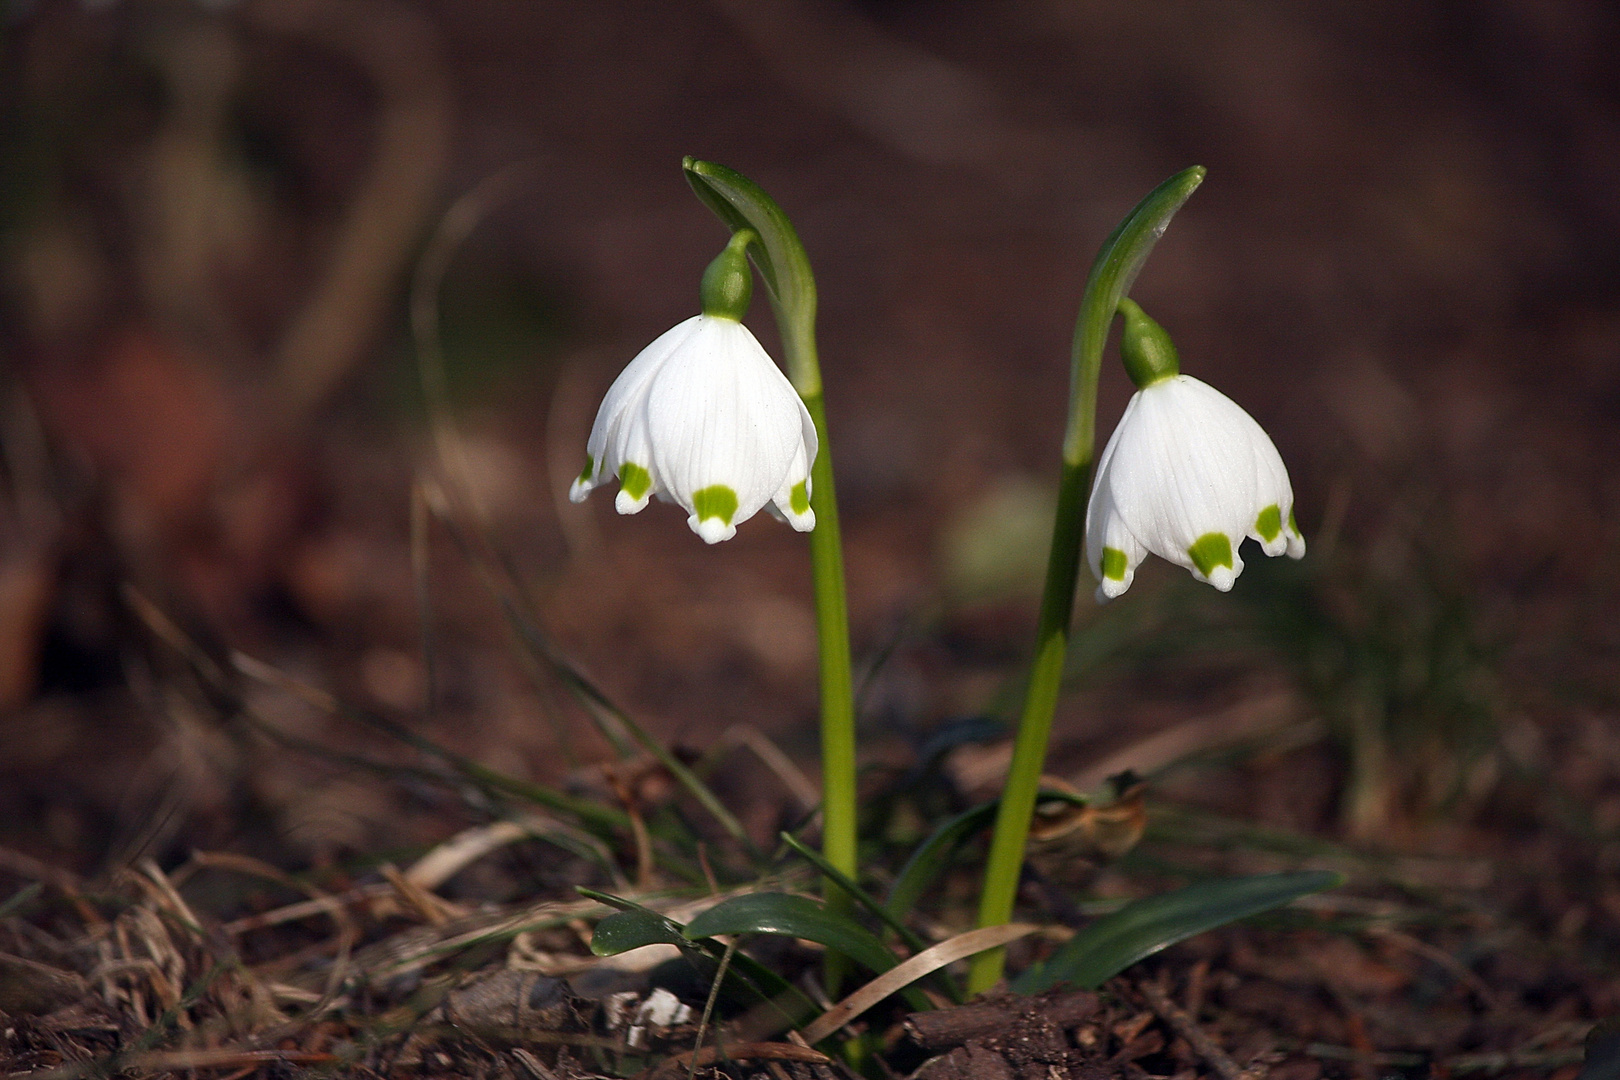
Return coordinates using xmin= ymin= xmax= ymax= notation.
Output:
xmin=1085 ymin=298 xmax=1304 ymax=601
xmin=569 ymin=231 xmax=817 ymax=543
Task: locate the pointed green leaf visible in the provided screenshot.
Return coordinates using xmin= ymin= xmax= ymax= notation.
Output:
xmin=886 ymin=802 xmax=1000 ymax=919
xmin=581 ymin=889 xmax=814 ymax=1015
xmin=888 ymin=790 xmax=1088 ymax=921
xmin=589 ymin=907 xmax=689 ymax=956
xmin=781 ymin=834 xmax=960 ymax=1004
xmin=684 ymin=892 xmax=933 ymax=1010
xmin=685 ymin=892 xmax=899 ymax=977
xmin=781 ymin=833 xmax=936 ymax=954
xmin=1013 ymin=870 xmax=1342 ymax=993
xmin=682 ymin=157 xmax=820 ymax=394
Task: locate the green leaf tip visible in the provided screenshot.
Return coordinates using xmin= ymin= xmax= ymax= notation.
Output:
xmin=1064 ymin=165 xmax=1205 ymax=464
xmin=1013 ymin=869 xmax=1341 ymax=993
xmin=681 ymin=156 xmax=820 ymax=394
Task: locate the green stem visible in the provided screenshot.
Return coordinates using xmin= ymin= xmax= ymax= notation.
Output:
xmin=966 ymin=422 xmax=1095 ymax=995
xmin=803 ymin=390 xmax=858 ymax=887
xmin=968 ymin=166 xmax=1205 ymax=992
xmin=680 ymin=157 xmax=859 ymax=901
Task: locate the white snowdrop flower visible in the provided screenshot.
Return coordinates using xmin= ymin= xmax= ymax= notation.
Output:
xmin=1086 ymin=298 xmax=1304 ymax=601
xmin=569 ymin=232 xmax=817 ymax=543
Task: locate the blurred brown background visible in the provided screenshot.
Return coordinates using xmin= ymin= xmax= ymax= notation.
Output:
xmin=1 ymin=0 xmax=1617 ymax=881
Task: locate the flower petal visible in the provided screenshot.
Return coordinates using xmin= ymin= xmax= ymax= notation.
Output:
xmin=1086 ymin=401 xmax=1149 ymax=600
xmin=770 ymin=437 xmax=816 ymax=532
xmin=574 ymin=315 xmax=703 ymax=506
xmin=645 ymin=317 xmax=807 ymax=537
xmin=1085 ymin=374 xmax=1299 ymax=597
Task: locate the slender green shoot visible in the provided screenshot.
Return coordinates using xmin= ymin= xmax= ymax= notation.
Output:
xmin=969 ymin=167 xmax=1206 ymax=992
xmin=682 ymin=159 xmax=859 ymax=908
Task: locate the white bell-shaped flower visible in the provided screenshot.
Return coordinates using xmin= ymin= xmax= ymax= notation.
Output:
xmin=1085 ymin=299 xmax=1304 ymax=601
xmin=569 ymin=235 xmax=817 ymax=544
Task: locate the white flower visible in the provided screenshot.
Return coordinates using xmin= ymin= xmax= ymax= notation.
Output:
xmin=1085 ymin=373 xmax=1304 ymax=601
xmin=569 ymin=313 xmax=817 ymax=544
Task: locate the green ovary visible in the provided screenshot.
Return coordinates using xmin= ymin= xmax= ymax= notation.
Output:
xmin=1255 ymin=504 xmax=1282 ymax=542
xmin=619 ymin=462 xmax=652 ymax=501
xmin=790 ymin=480 xmax=810 ymax=515
xmin=1187 ymin=532 xmax=1234 ymax=577
xmin=692 ymin=485 xmax=739 ymax=525
xmin=1101 ymin=546 xmax=1129 ymax=581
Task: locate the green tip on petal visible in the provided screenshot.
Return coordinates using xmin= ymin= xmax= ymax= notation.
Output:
xmin=1187 ymin=532 xmax=1234 ymax=577
xmin=1101 ymin=546 xmax=1129 ymax=581
xmin=1256 ymin=504 xmax=1282 ymax=543
xmin=619 ymin=462 xmax=652 ymax=502
xmin=692 ymin=484 xmax=739 ymax=525
xmin=789 ymin=480 xmax=810 ymax=516
xmin=577 ymin=454 xmax=594 ymax=484
xmin=1288 ymin=506 xmax=1299 ymax=534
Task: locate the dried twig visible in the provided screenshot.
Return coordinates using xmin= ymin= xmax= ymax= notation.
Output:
xmin=1139 ymin=973 xmax=1262 ymax=1080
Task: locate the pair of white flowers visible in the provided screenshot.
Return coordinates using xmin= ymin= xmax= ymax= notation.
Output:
xmin=571 ymin=250 xmax=1303 ymax=598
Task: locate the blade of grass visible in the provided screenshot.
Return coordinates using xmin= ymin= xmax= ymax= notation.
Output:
xmin=778 ymin=833 xmax=931 ymax=958
xmin=423 ymin=488 xmax=759 ymax=857
xmin=683 ymin=894 xmax=925 ymax=1002
xmin=886 ymin=802 xmax=998 ymax=920
xmin=580 ymin=888 xmax=818 ymax=1024
xmin=230 ymin=651 xmax=630 ymax=833
xmin=1013 ymin=870 xmax=1342 ymax=993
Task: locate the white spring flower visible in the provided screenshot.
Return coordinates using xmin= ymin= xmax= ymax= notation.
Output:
xmin=569 ymin=235 xmax=817 ymax=544
xmin=1086 ymin=299 xmax=1304 ymax=601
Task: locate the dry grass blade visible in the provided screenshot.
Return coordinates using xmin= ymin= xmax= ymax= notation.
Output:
xmin=404 ymin=815 xmax=625 ymax=892
xmin=379 ymin=862 xmax=464 ymax=925
xmin=719 ymin=725 xmax=820 ymax=813
xmin=228 ymin=649 xmax=630 ymax=832
xmin=798 ymin=923 xmax=1040 ymax=1044
xmin=421 ymin=489 xmax=758 ymax=854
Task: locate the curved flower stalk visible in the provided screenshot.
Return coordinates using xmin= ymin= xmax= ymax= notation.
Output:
xmin=1086 ymin=298 xmax=1304 ymax=600
xmin=970 ymin=167 xmax=1207 ymax=994
xmin=570 ymin=230 xmax=818 ymax=543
